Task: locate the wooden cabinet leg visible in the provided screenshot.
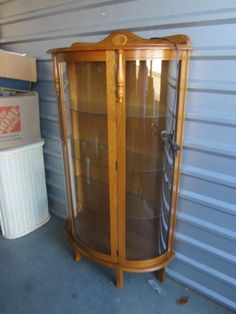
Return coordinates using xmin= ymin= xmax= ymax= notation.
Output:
xmin=74 ymin=247 xmax=81 ymax=262
xmin=157 ymin=267 xmax=165 ymax=282
xmin=116 ymin=269 xmax=124 ymax=288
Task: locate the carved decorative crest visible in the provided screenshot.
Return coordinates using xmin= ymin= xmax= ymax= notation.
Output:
xmin=111 ymin=34 xmax=128 ymax=46
xmin=48 ymin=30 xmax=190 ymax=53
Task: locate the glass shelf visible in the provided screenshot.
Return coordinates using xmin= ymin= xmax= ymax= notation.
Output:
xmin=126 ymin=114 xmax=171 ymax=119
xmin=73 ymin=174 xmax=172 ymax=219
xmin=72 ymin=152 xmax=173 ymax=173
xmin=76 ymin=200 xmax=109 ymax=216
xmin=72 ymin=139 xmax=108 ymax=168
xmin=70 ymin=138 xmax=173 ymax=172
xmin=75 ymin=174 xmax=109 ymax=189
xmin=75 ymin=175 xmax=110 ymax=254
xmin=74 ymin=172 xmax=172 ymax=219
xmin=75 ymin=170 xmax=109 ymax=194
xmin=72 ymin=157 xmax=108 ymax=169
xmin=126 ymin=102 xmax=171 ymax=119
xmin=68 ymin=106 xmax=108 ymax=116
xmin=125 ymin=191 xmax=170 ymax=220
xmin=66 ymin=103 xmax=172 ymax=119
xmin=126 ymin=150 xmax=173 ymax=173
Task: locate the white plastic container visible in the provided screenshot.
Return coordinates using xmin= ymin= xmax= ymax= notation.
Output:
xmin=0 ymin=140 xmax=50 ymax=239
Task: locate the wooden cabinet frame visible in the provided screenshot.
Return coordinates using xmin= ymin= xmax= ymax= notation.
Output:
xmin=49 ymin=30 xmax=190 ymax=288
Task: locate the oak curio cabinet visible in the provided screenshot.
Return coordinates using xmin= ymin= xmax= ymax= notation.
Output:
xmin=49 ymin=30 xmax=190 ymax=288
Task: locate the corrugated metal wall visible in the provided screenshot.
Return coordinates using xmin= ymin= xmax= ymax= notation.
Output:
xmin=1 ymin=0 xmax=236 ymax=310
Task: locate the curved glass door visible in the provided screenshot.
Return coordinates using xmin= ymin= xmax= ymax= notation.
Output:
xmin=125 ymin=59 xmax=178 ymax=260
xmin=62 ymin=60 xmax=111 ymax=255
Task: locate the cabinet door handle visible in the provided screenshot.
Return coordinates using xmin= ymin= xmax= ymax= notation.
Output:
xmin=161 ymin=130 xmax=180 ymax=156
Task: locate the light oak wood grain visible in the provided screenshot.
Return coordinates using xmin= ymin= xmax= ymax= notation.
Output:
xmin=50 ymin=30 xmax=190 ymax=287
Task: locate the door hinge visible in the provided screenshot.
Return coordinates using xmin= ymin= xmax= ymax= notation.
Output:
xmin=115 ymin=161 xmax=118 ymax=171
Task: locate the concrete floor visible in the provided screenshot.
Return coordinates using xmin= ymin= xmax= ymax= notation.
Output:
xmin=0 ymin=215 xmax=233 ymax=314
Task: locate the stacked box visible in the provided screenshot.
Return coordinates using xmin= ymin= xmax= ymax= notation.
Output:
xmin=0 ymin=49 xmax=37 ymax=92
xmin=0 ymin=51 xmax=50 ymax=239
xmin=0 ymin=92 xmax=41 ymax=149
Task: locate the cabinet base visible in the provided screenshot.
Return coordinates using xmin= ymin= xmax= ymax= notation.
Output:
xmin=65 ymin=220 xmax=174 ymax=288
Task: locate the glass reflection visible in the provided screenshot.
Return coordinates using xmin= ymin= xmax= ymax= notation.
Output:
xmin=125 ymin=59 xmax=177 ymax=260
xmin=63 ymin=61 xmax=111 ymax=255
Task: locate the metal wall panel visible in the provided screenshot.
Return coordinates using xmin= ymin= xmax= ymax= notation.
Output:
xmin=1 ymin=0 xmax=235 ymax=310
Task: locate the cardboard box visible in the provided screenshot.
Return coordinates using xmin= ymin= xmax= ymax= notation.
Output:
xmin=0 ymin=50 xmax=37 ymax=91
xmin=0 ymin=78 xmax=31 ymax=91
xmin=0 ymin=92 xmax=41 ymax=149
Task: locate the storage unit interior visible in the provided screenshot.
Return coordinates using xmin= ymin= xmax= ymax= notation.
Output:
xmin=1 ymin=0 xmax=236 ymax=312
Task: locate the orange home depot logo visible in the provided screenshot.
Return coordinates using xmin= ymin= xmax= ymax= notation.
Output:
xmin=0 ymin=106 xmax=21 ymax=136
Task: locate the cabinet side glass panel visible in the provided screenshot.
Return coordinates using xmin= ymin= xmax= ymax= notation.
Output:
xmin=62 ymin=61 xmax=111 ymax=255
xmin=125 ymin=59 xmax=177 ymax=260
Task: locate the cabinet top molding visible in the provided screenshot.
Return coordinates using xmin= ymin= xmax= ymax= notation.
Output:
xmin=48 ymin=30 xmax=191 ymax=54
